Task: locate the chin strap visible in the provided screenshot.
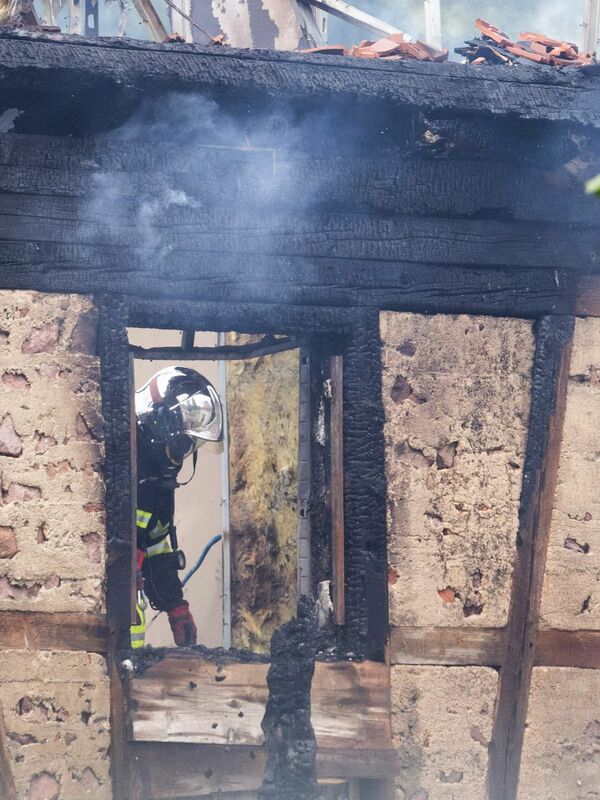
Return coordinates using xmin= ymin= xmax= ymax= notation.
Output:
xmin=176 ymin=450 xmax=197 ymax=487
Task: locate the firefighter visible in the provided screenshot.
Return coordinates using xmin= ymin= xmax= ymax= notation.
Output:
xmin=131 ymin=366 xmax=223 ymax=648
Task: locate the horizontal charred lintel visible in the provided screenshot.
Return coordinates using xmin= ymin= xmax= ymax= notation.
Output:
xmin=1 ymin=30 xmax=600 ymax=134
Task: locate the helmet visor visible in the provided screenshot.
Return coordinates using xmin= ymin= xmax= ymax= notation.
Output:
xmin=173 ymin=384 xmax=223 ymax=453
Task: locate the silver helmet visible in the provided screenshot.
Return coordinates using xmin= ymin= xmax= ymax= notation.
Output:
xmin=135 ymin=366 xmax=223 ymax=472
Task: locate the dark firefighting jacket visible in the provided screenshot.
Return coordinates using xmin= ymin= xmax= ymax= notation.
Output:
xmin=136 ymin=478 xmax=185 ymax=613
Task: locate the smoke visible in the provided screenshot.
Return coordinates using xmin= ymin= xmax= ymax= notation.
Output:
xmin=86 ymin=92 xmax=347 ymax=271
xmin=327 ymin=0 xmax=582 ymax=57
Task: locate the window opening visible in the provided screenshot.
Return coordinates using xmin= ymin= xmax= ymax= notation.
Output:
xmin=127 ymin=327 xmax=314 ymax=653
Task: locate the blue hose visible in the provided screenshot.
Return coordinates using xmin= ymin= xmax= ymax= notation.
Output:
xmin=181 ymin=534 xmax=222 ymax=589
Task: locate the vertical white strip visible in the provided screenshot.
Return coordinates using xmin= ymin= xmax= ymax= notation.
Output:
xmin=583 ymin=0 xmax=600 ymax=54
xmin=170 ymin=0 xmax=192 ymax=42
xmin=218 ymin=333 xmax=232 ymax=650
xmin=424 ymin=0 xmax=442 ymax=50
xmin=297 ymin=349 xmax=311 ymax=598
xmin=69 ymin=0 xmax=83 ymax=34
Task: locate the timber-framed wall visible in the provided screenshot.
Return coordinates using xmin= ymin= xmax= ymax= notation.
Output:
xmin=1 ymin=28 xmax=600 ymax=800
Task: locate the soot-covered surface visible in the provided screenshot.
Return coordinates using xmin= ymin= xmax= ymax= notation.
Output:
xmin=259 ymin=595 xmax=319 ymax=800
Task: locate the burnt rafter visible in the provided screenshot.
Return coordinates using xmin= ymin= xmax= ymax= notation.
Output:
xmin=130 ymin=335 xmax=304 ymax=361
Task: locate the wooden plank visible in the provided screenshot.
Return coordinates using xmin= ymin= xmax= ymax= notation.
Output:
xmin=129 ymin=655 xmax=270 ymax=745
xmin=132 ymin=742 xmax=399 ymax=798
xmin=0 ymin=240 xmax=568 ymax=319
xmin=0 ymin=190 xmax=598 ymax=272
xmin=0 ymin=610 xmax=108 ymax=653
xmin=128 ymin=654 xmax=392 ymax=751
xmin=388 ymin=626 xmax=506 ymax=667
xmin=311 ymin=661 xmax=392 ymax=751
xmin=487 ymin=316 xmax=575 ymax=800
xmin=0 ymin=702 xmax=17 ymax=800
xmin=133 ymin=743 xmax=266 ymax=798
xmin=330 ymin=356 xmax=345 ymax=625
xmin=389 ymin=626 xmax=600 ymax=669
xmin=535 ymin=629 xmax=600 ymax=668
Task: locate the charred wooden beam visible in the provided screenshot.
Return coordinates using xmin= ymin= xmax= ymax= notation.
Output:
xmin=0 ymin=240 xmax=572 ymax=319
xmin=0 ymin=188 xmax=598 ymax=272
xmin=180 ymin=329 xmax=195 ymax=351
xmin=130 ymin=337 xmax=302 ymax=361
xmin=330 ymin=355 xmax=345 ymax=625
xmin=1 ymin=31 xmax=599 ymax=129
xmin=98 ymin=297 xmax=139 ymax=800
xmin=487 ymin=315 xmax=575 ymax=800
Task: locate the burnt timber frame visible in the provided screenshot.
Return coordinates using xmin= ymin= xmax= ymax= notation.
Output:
xmin=98 ymin=298 xmax=388 ymax=796
xmin=2 ymin=28 xmax=600 ymax=800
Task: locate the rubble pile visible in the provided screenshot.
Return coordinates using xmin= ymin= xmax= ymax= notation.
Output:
xmin=456 ymin=19 xmax=594 ymax=67
xmin=299 ymin=35 xmax=448 ymax=62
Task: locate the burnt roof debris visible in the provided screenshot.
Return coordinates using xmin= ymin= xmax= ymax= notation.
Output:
xmin=299 ymin=35 xmax=448 ymax=62
xmin=456 ymin=18 xmax=596 ymax=68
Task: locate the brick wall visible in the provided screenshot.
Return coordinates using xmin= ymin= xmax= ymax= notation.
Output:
xmin=0 ymin=291 xmax=110 ymax=799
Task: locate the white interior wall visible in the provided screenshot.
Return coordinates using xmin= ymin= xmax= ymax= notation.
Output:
xmin=129 ymin=328 xmax=224 ymax=648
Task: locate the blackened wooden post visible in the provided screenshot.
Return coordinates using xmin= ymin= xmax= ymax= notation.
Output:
xmin=98 ymin=296 xmax=137 ymax=799
xmin=487 ymin=315 xmax=574 ymax=800
xmin=330 ymin=355 xmax=346 ymax=625
xmin=259 ymin=596 xmax=319 ymax=800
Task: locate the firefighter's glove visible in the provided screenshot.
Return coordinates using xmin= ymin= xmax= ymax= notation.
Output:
xmin=168 ymin=603 xmax=197 ymax=647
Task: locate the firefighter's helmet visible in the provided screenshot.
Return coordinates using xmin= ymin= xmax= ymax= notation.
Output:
xmin=135 ymin=366 xmax=223 ymax=476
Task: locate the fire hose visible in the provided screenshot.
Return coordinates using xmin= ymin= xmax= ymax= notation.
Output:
xmin=146 ymin=533 xmax=223 ymax=630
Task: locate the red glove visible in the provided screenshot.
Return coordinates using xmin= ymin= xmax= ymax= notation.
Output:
xmin=168 ymin=603 xmax=197 ymax=647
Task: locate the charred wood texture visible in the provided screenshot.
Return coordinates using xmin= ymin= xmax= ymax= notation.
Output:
xmin=259 ymin=596 xmax=319 ymax=800
xmin=98 ymin=296 xmax=133 ymax=646
xmin=343 ymin=315 xmax=388 ymax=656
xmin=0 ymin=125 xmax=595 ymax=318
xmin=2 ymin=31 xmax=600 ymax=130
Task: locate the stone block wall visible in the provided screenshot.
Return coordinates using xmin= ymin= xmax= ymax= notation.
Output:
xmin=0 ymin=291 xmax=111 ymax=798
xmin=541 ymin=317 xmax=600 ymax=629
xmin=0 ymin=291 xmax=104 ymax=612
xmin=0 ymin=651 xmax=110 ymax=800
xmin=381 ymin=311 xmax=535 ymax=799
xmin=391 ymin=666 xmax=497 ymax=800
xmin=381 ymin=312 xmax=534 ymax=629
xmin=518 ymin=667 xmax=600 ymax=800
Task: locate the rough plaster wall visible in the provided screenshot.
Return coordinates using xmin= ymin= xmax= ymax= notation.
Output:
xmin=391 ymin=666 xmax=497 ymax=800
xmin=0 ymin=650 xmax=111 ymax=799
xmin=381 ymin=312 xmax=534 ymax=628
xmin=0 ymin=291 xmax=104 ymax=612
xmin=518 ymin=667 xmax=600 ymax=799
xmin=541 ymin=317 xmax=600 ymax=629
xmin=227 ymin=337 xmax=299 ymax=652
